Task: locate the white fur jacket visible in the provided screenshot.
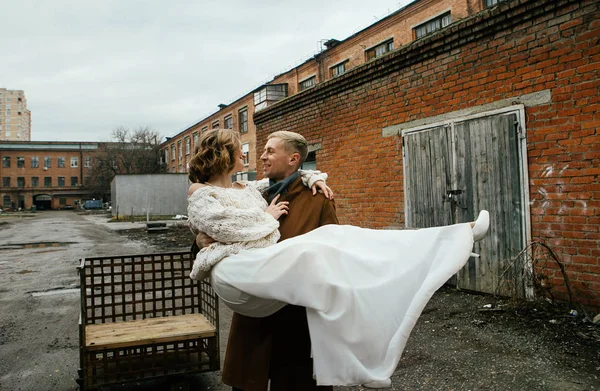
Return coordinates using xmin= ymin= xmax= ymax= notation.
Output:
xmin=188 ymin=170 xmax=328 ymax=281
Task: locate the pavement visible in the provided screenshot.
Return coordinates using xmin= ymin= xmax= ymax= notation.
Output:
xmin=0 ymin=211 xmax=598 ymax=391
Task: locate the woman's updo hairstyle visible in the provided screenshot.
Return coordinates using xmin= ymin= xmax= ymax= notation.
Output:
xmin=188 ymin=129 xmax=241 ymax=183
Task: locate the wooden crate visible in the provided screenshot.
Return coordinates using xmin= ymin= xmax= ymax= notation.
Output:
xmin=77 ymin=251 xmax=219 ymax=390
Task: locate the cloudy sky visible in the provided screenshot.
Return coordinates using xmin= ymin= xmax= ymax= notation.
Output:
xmin=2 ymin=0 xmax=412 ymax=142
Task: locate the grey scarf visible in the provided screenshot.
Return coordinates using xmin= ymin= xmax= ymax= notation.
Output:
xmin=264 ymin=171 xmax=300 ymax=203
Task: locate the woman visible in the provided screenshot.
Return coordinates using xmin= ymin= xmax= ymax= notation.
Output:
xmin=187 ymin=128 xmax=489 ymax=388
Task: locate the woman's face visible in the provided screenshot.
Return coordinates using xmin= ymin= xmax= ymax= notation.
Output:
xmin=233 ymin=144 xmax=246 ymax=173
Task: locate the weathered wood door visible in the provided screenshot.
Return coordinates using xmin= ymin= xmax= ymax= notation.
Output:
xmin=403 ymin=111 xmax=527 ymax=296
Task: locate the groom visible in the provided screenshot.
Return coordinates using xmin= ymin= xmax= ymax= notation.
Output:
xmin=221 ymin=131 xmax=338 ymax=391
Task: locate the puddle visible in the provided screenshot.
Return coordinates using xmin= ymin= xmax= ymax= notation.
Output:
xmin=0 ymin=242 xmax=73 ymax=250
xmin=29 ymin=286 xmax=80 ymax=297
xmin=16 ymin=270 xmax=36 ymax=274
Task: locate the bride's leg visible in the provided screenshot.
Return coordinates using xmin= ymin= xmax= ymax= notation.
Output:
xmin=471 ymin=210 xmax=490 ymax=241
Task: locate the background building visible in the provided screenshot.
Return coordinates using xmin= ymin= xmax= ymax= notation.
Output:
xmin=159 ymin=0 xmax=493 ymax=179
xmin=0 ymin=89 xmax=31 ymax=141
xmin=0 ymin=141 xmax=100 ymax=210
xmin=253 ymin=0 xmax=599 ymax=307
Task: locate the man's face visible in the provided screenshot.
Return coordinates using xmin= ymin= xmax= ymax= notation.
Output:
xmin=260 ymin=137 xmax=298 ymax=181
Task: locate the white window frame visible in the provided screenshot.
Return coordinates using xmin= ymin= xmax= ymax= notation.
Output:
xmin=70 ymin=157 xmax=78 ymax=168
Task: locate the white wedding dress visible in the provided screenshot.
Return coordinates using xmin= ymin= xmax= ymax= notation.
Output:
xmin=188 ymin=183 xmax=484 ymax=387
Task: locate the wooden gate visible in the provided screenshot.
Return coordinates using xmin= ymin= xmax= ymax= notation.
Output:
xmin=403 ymin=107 xmax=530 ymax=296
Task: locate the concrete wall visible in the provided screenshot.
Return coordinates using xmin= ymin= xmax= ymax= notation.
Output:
xmin=111 ymin=174 xmax=189 ymax=217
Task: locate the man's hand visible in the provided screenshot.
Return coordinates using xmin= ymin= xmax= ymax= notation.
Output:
xmin=311 ymin=180 xmax=334 ymax=199
xmin=196 ymin=232 xmax=216 ymax=248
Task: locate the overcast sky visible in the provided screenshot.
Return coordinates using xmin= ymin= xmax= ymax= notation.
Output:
xmin=2 ymin=0 xmax=412 ymax=142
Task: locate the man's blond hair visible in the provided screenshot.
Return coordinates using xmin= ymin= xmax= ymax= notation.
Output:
xmin=268 ymin=131 xmax=309 ymax=165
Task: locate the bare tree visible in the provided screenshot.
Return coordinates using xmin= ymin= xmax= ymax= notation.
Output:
xmin=87 ymin=127 xmax=166 ymax=199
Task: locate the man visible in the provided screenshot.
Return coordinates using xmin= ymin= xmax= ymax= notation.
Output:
xmin=221 ymin=131 xmax=338 ymax=391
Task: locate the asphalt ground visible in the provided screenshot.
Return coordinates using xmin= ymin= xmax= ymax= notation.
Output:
xmin=0 ymin=211 xmax=598 ymax=391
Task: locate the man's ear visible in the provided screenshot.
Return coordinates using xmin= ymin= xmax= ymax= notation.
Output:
xmin=289 ymin=152 xmax=300 ymax=167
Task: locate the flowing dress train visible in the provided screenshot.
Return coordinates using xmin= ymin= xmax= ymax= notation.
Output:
xmin=209 ymin=222 xmax=475 ymax=386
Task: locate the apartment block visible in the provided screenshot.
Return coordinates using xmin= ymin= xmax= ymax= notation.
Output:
xmin=0 ymin=142 xmax=100 ymax=210
xmin=0 ymin=89 xmax=31 ymax=141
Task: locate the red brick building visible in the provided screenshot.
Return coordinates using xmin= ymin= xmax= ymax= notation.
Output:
xmin=0 ymin=141 xmax=101 ymax=210
xmin=252 ymin=0 xmax=599 ymax=308
xmin=160 ymin=0 xmax=495 ymax=178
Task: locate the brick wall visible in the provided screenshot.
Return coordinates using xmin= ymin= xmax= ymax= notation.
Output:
xmin=255 ymin=0 xmax=600 ymax=307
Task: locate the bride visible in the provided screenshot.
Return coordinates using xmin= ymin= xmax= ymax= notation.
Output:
xmin=187 ymin=128 xmax=489 ymax=387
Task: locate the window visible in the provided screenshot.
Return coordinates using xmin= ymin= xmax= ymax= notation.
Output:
xmin=366 ymin=39 xmax=394 ymax=60
xmin=16 ymin=156 xmax=25 ymax=168
xmin=3 ymin=196 xmax=10 ymax=207
xmin=2 ymin=156 xmax=10 ymax=168
xmin=57 ymin=157 xmax=65 ymax=168
xmin=44 ymin=177 xmax=52 ymax=187
xmin=414 ymin=12 xmax=452 ymax=39
xmin=239 ymin=108 xmax=248 ymax=134
xmin=17 ymin=177 xmax=25 ymax=188
xmin=58 ymin=177 xmax=65 ymax=187
xmin=170 ymin=144 xmax=175 ymax=160
xmin=84 ymin=157 xmax=91 ymax=168
xmin=330 ymin=60 xmax=348 ymax=78
xmin=224 ymin=115 xmax=233 ymax=129
xmin=185 ymin=137 xmax=191 ymax=155
xmin=44 ymin=157 xmax=51 ymax=168
xmin=193 ymin=132 xmax=199 ymax=151
xmin=59 ymin=198 xmax=67 ymax=206
xmin=301 ymin=151 xmax=317 ymax=171
xmin=71 ymin=176 xmax=78 ymax=186
xmin=164 ymin=148 xmax=169 ymax=163
xmin=31 ymin=177 xmax=39 ymax=187
xmin=84 ymin=176 xmax=91 ymax=186
xmin=6 ymin=110 xmax=10 ymax=115
xmin=299 ymin=76 xmax=316 ymax=91
xmin=201 ymin=126 xmax=208 ymax=133
xmin=31 ymin=156 xmax=39 ymax=168
xmin=485 ymin=0 xmax=506 ymax=6
xmin=178 ymin=141 xmax=182 ymax=159
xmin=2 ymin=177 xmax=9 ymax=187
xmin=70 ymin=157 xmax=78 ymax=168
xmin=254 ymin=84 xmax=288 ymax=111
xmin=211 ymin=120 xmax=220 ymax=129
xmin=242 ymin=143 xmax=249 ymax=166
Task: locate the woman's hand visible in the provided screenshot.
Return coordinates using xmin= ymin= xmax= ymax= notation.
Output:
xmin=265 ymin=194 xmax=289 ymax=220
xmin=311 ymin=180 xmax=334 ymax=199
